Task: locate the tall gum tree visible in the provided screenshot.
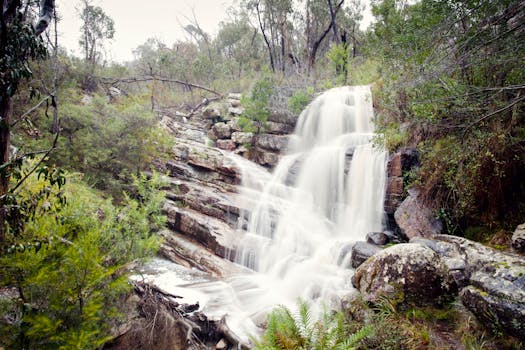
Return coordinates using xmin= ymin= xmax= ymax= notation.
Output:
xmin=0 ymin=0 xmax=55 ymax=243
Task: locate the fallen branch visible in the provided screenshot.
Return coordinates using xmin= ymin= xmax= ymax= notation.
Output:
xmin=100 ymin=75 xmax=224 ymax=97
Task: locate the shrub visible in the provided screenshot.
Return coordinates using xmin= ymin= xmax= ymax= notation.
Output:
xmin=0 ymin=170 xmax=164 ymax=349
xmin=288 ymin=87 xmax=314 ymax=115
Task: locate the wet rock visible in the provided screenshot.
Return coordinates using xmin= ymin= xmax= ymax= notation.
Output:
xmin=384 ymin=177 xmax=403 ymax=215
xmin=351 ymin=242 xmax=383 ymax=268
xmin=210 ymin=122 xmax=232 ymax=140
xmin=394 ymin=189 xmax=443 ymax=239
xmin=512 ymin=223 xmax=525 ymax=252
xmin=246 ymin=148 xmax=279 ymax=167
xmin=255 ymin=134 xmax=289 ymax=152
xmin=352 ymin=243 xmax=456 ymax=304
xmin=216 ymin=140 xmax=237 ymax=151
xmin=366 ymin=232 xmax=389 ymax=246
xmin=264 ymin=121 xmax=294 ymax=135
xmin=231 ymin=131 xmax=254 ymax=145
xmin=268 ymin=110 xmax=297 ymax=126
xmin=163 ymin=201 xmax=241 ymax=259
xmin=159 ymin=230 xmax=242 ymax=277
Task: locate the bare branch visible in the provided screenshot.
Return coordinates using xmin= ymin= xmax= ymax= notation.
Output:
xmin=10 ymin=95 xmax=51 ymax=127
xmin=100 ymin=75 xmax=224 ymax=97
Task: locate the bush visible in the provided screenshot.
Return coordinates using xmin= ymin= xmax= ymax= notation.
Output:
xmin=240 ymin=76 xmax=274 ymax=133
xmin=288 ymin=87 xmax=314 ymax=115
xmin=0 ymin=170 xmax=164 ymax=349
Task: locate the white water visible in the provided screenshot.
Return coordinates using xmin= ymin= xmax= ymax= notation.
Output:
xmin=143 ymin=86 xmax=387 ymax=341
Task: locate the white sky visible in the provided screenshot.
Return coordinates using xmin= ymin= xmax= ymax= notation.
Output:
xmin=55 ymin=0 xmax=373 ymax=63
xmin=55 ymin=0 xmax=237 ymax=62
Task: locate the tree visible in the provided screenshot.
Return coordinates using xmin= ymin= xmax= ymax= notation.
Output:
xmin=370 ymin=0 xmax=525 ymax=228
xmin=78 ymin=0 xmax=114 ymax=89
xmin=0 ymin=0 xmax=55 ymax=245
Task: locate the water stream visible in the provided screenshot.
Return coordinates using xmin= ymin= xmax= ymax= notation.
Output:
xmin=141 ymin=86 xmax=387 ymax=341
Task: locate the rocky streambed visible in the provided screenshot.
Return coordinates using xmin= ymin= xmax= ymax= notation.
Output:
xmin=112 ymin=92 xmax=525 ymax=349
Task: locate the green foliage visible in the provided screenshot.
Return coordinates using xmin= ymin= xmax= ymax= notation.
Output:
xmin=0 ymin=170 xmax=163 ymax=349
xmin=0 ymin=7 xmax=47 ymax=98
xmin=327 ymin=44 xmax=350 ymax=84
xmin=288 ymin=88 xmax=315 ymax=115
xmin=15 ymin=93 xmax=172 ymax=197
xmin=369 ymin=0 xmax=525 ymax=229
xmin=241 ymin=76 xmax=274 ymax=133
xmin=254 ymin=300 xmax=373 ymax=350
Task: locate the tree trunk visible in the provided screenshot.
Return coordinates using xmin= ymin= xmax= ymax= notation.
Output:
xmin=0 ymin=95 xmax=12 ymax=244
xmin=256 ymin=1 xmax=275 ymax=72
xmin=308 ymin=0 xmax=344 ymax=73
xmin=327 ymin=0 xmax=340 ymax=43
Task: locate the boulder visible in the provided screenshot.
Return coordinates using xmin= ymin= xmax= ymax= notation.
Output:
xmin=254 ymin=134 xmax=289 ymax=152
xmin=227 ymin=92 xmax=242 ymax=100
xmin=366 ymin=232 xmax=389 ymax=246
xmin=350 ymin=242 xmax=383 ymax=268
xmin=264 ymin=121 xmax=294 ymax=135
xmin=245 ymin=148 xmax=279 ymax=167
xmin=394 ymin=190 xmax=443 ymax=239
xmin=268 ymin=110 xmax=296 ymax=126
xmin=460 ymin=267 xmax=525 ymax=340
xmin=411 ymin=235 xmax=525 ymax=339
xmin=512 ymin=223 xmax=525 ymax=252
xmin=228 ymin=106 xmax=244 ymax=116
xmin=227 ymin=117 xmax=243 ymax=132
xmin=352 ymin=243 xmax=456 ymax=304
xmin=231 ymin=132 xmax=254 ymax=145
xmin=216 ymin=140 xmax=237 ymax=151
xmin=210 ymin=122 xmax=232 ymax=140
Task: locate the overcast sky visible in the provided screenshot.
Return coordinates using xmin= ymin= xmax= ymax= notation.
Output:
xmin=55 ymin=0 xmax=372 ymax=63
xmin=55 ymin=0 xmax=237 ymax=62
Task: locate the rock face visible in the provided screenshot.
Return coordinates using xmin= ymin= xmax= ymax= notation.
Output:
xmin=352 ymin=243 xmax=456 ymax=304
xmin=512 ymin=223 xmax=525 ymax=252
xmin=411 ymin=235 xmax=525 ymax=340
xmin=393 ymin=189 xmax=443 ymax=239
xmin=384 ymin=149 xmax=418 ymax=214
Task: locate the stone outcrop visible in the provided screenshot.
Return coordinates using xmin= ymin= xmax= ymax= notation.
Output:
xmin=394 ymin=189 xmax=443 ymax=239
xmin=353 ymin=234 xmax=525 ymax=340
xmin=202 ymin=95 xmax=298 ymax=169
xmin=512 ymin=223 xmax=525 ymax=252
xmin=352 ymin=243 xmax=456 ymax=304
xmin=384 ymin=149 xmax=418 ymax=214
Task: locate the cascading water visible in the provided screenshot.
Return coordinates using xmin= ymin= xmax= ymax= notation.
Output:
xmin=140 ymin=85 xmax=387 ymax=341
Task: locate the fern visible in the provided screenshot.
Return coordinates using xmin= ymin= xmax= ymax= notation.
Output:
xmin=255 ymin=301 xmax=373 ymax=350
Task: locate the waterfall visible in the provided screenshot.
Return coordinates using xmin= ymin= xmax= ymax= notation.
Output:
xmin=224 ymin=85 xmax=387 ymax=322
xmin=234 ymin=85 xmax=386 ymax=270
xmin=141 ymin=86 xmax=388 ymax=341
